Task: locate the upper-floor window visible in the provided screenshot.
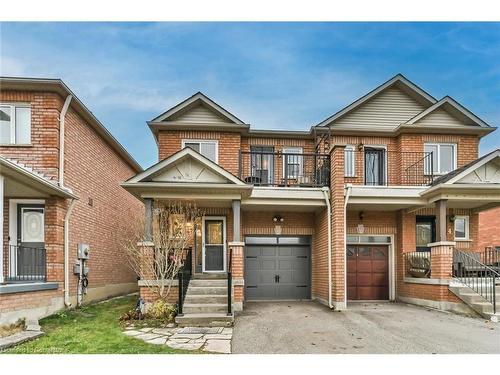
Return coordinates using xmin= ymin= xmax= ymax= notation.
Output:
xmin=0 ymin=103 xmax=31 ymax=145
xmin=345 ymin=145 xmax=355 ymax=177
xmin=182 ymin=139 xmax=218 ymax=163
xmin=454 ymin=215 xmax=469 ymax=240
xmin=424 ymin=143 xmax=456 ymax=175
xmin=282 ymin=147 xmax=303 ymax=179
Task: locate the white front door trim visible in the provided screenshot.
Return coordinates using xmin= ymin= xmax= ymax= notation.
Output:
xmin=201 ymin=216 xmax=227 ymax=273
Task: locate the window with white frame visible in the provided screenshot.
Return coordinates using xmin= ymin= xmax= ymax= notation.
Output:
xmin=0 ymin=104 xmax=31 ymax=144
xmin=282 ymin=147 xmax=303 ymax=179
xmin=182 ymin=140 xmax=218 ymax=163
xmin=424 ymin=143 xmax=456 ymax=175
xmin=454 ymin=215 xmax=469 ymax=240
xmin=345 ymin=145 xmax=355 ymax=177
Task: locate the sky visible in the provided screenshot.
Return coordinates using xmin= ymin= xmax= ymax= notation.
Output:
xmin=0 ymin=22 xmax=499 ymax=168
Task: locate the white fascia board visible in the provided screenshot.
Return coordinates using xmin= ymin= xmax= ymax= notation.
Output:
xmin=349 ymin=185 xmax=426 ymax=198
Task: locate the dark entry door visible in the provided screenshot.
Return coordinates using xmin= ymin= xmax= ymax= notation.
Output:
xmin=17 ymin=204 xmax=46 ymax=280
xmin=203 ymin=219 xmax=225 ymax=272
xmin=416 ymin=216 xmax=436 ymax=252
xmin=245 ymin=237 xmax=311 ymax=300
xmin=347 ymin=245 xmax=389 ymax=300
xmin=365 ymin=148 xmax=386 ymax=185
xmin=250 ymin=146 xmax=274 ymax=185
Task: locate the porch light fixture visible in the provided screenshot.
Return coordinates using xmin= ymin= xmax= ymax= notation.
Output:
xmin=358 ymin=211 xmax=365 ymax=220
xmin=272 ymin=215 xmax=284 ymax=223
xmin=357 ymin=143 xmax=364 ymax=151
xmin=449 ymin=215 xmax=456 ymax=223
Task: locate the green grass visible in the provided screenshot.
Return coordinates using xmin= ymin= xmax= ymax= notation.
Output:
xmin=2 ymin=295 xmax=190 ymax=354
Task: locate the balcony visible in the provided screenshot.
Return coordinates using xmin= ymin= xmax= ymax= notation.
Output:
xmin=238 ymin=151 xmax=330 ymax=187
xmin=344 ymin=149 xmax=434 ymax=186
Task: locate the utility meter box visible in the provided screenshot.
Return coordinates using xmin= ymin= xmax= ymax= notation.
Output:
xmin=77 ymin=243 xmax=90 ymax=260
xmin=73 ymin=263 xmax=90 ymax=276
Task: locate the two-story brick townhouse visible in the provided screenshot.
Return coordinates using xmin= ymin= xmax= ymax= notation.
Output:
xmin=0 ymin=77 xmax=143 ymax=325
xmin=122 ymin=74 xmax=500 ymax=326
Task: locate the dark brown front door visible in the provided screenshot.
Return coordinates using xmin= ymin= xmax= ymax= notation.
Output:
xmin=347 ymin=245 xmax=389 ymax=300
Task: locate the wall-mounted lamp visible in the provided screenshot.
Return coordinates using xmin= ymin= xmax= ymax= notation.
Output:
xmin=359 ymin=211 xmax=365 ymax=221
xmin=273 ymin=215 xmax=284 ymax=236
xmin=273 ymin=215 xmax=284 ymax=223
xmin=357 ymin=143 xmax=364 ymax=151
xmin=449 ymin=215 xmax=456 ymax=223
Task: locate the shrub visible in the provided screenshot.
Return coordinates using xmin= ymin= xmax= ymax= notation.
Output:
xmin=146 ymin=299 xmax=177 ymax=322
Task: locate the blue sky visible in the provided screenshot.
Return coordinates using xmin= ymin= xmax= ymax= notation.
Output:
xmin=0 ymin=22 xmax=499 ymax=167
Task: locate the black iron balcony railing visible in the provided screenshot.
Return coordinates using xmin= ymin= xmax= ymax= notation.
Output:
xmin=344 ymin=149 xmax=434 ymax=186
xmin=239 ymin=151 xmax=330 ymax=187
xmin=5 ymin=244 xmax=47 ymax=283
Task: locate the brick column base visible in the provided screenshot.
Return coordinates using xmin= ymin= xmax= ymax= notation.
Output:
xmin=429 ymin=241 xmax=455 ymax=279
xmin=228 ymin=241 xmax=244 ymax=312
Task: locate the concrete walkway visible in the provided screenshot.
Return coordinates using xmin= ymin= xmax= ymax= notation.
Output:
xmin=232 ymin=301 xmax=500 ymax=354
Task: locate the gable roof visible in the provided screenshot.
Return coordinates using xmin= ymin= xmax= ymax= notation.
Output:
xmin=314 ymin=74 xmax=437 ymax=128
xmin=0 ymin=77 xmax=142 ymax=172
xmin=151 ymin=92 xmax=246 ymax=125
xmin=404 ymin=96 xmax=492 ymax=128
xmin=431 ymin=149 xmax=500 ymax=186
xmin=124 ymin=147 xmax=247 ymax=186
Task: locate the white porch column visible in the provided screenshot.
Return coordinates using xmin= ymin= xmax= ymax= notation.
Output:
xmin=0 ymin=175 xmax=4 ymax=283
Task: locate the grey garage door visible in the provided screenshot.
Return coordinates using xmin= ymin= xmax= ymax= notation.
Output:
xmin=245 ymin=236 xmax=311 ymax=300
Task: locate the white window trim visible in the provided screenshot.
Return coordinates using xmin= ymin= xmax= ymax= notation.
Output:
xmin=345 ymin=145 xmax=356 ymax=177
xmin=282 ymin=147 xmax=303 ymax=179
xmin=454 ymin=215 xmax=470 ymax=241
xmin=424 ymin=143 xmax=457 ymax=176
xmin=181 ymin=139 xmax=219 ymax=163
xmin=0 ymin=102 xmax=31 ymax=145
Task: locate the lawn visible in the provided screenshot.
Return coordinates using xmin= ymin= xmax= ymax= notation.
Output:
xmin=1 ymin=295 xmax=189 ymax=354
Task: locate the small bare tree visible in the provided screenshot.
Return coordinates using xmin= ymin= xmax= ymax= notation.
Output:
xmin=120 ymin=201 xmax=203 ymax=300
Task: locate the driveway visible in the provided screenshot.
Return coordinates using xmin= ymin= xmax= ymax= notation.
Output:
xmin=232 ymin=301 xmax=500 ymax=354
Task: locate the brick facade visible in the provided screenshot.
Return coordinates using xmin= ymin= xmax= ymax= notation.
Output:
xmin=478 ymin=207 xmax=500 ymax=250
xmin=0 ymin=86 xmax=142 ymax=324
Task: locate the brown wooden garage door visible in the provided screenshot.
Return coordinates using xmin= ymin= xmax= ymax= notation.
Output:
xmin=347 ymin=245 xmax=389 ymax=300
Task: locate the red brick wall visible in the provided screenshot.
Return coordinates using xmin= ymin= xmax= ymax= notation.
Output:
xmin=478 ymin=207 xmax=500 ymax=250
xmin=64 ymin=106 xmax=143 ymax=297
xmin=0 ymin=90 xmax=63 ymax=181
xmin=312 ymin=208 xmax=329 ymax=302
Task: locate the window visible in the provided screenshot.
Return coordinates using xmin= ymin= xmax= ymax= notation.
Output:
xmin=424 ymin=143 xmax=456 ymax=175
xmin=0 ymin=104 xmax=31 ymax=144
xmin=454 ymin=216 xmax=469 ymax=240
xmin=182 ymin=140 xmax=218 ymax=163
xmin=345 ymin=145 xmax=355 ymax=177
xmin=282 ymin=147 xmax=303 ymax=179
xmin=250 ymin=146 xmax=274 ymax=185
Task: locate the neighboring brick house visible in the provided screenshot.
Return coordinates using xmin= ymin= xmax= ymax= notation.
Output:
xmin=479 ymin=207 xmax=500 ymax=251
xmin=122 ymin=74 xmax=500 ymax=324
xmin=0 ymin=77 xmax=143 ymax=325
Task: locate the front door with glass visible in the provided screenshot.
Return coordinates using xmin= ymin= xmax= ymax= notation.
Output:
xmin=16 ymin=204 xmax=46 ymax=280
xmin=202 ymin=217 xmax=226 ymax=272
xmin=364 ymin=147 xmax=386 ymax=186
xmin=416 ymin=216 xmax=436 ymax=252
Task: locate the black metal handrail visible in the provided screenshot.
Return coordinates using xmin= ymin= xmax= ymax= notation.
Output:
xmin=344 ymin=149 xmax=434 ymax=186
xmin=177 ymin=249 xmax=192 ymax=316
xmin=453 ymin=249 xmax=498 ymax=315
xmin=5 ymin=245 xmax=47 ymax=283
xmin=227 ymin=246 xmax=232 ymax=316
xmin=239 ymin=151 xmax=330 ymax=187
xmin=404 ymin=251 xmax=431 ymax=278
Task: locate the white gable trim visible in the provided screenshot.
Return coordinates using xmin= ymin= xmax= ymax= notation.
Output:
xmin=151 ymin=92 xmax=245 ymax=124
xmin=314 ymin=74 xmax=437 ymax=128
xmin=443 ymin=150 xmax=500 ymax=185
xmin=405 ymin=96 xmax=491 ymax=128
xmin=125 ymin=147 xmax=246 ymax=186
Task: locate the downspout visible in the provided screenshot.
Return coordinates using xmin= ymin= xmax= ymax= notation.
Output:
xmin=344 ymin=184 xmax=352 ymax=309
xmin=59 ymin=94 xmax=74 ymax=307
xmin=64 ymin=198 xmax=77 ymax=307
xmin=59 ymin=95 xmax=72 ymax=186
xmin=322 ymin=187 xmax=333 ymax=309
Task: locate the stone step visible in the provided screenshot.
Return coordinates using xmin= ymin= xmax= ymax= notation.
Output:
xmin=193 ymin=273 xmax=227 ymax=279
xmin=187 ymin=286 xmax=227 ymax=295
xmin=189 ymin=279 xmax=228 ymax=287
xmin=449 ymin=285 xmax=499 ymax=322
xmin=183 ymin=303 xmax=228 ymax=314
xmin=175 ymin=313 xmax=234 ymax=327
xmin=184 ymin=294 xmax=228 ymax=304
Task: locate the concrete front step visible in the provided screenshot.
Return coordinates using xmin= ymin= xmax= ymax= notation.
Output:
xmin=175 ymin=313 xmax=234 ymax=327
xmin=189 ymin=279 xmax=227 ymax=287
xmin=192 ymin=273 xmax=227 ymax=279
xmin=185 ymin=294 xmax=228 ymax=304
xmin=183 ymin=303 xmax=228 ymax=314
xmin=187 ymin=286 xmax=227 ymax=295
xmin=449 ymin=285 xmax=499 ymax=321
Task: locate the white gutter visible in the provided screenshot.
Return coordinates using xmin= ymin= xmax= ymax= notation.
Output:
xmin=64 ymin=198 xmax=77 ymax=307
xmin=343 ymin=184 xmax=352 ymax=309
xmin=322 ymin=187 xmax=333 ymax=309
xmin=58 ymin=95 xmax=72 ymax=186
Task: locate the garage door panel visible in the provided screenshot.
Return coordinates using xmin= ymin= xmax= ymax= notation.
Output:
xmin=245 ymin=258 xmax=260 ymax=270
xmin=262 ymin=246 xmax=277 ymax=256
xmin=347 ymin=245 xmax=389 ymax=301
xmin=262 ymin=259 xmax=277 ymax=270
xmin=278 ymin=247 xmax=292 ymax=256
xmin=246 ymin=247 xmax=261 ymax=257
xmin=278 ymin=259 xmax=292 ymax=270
